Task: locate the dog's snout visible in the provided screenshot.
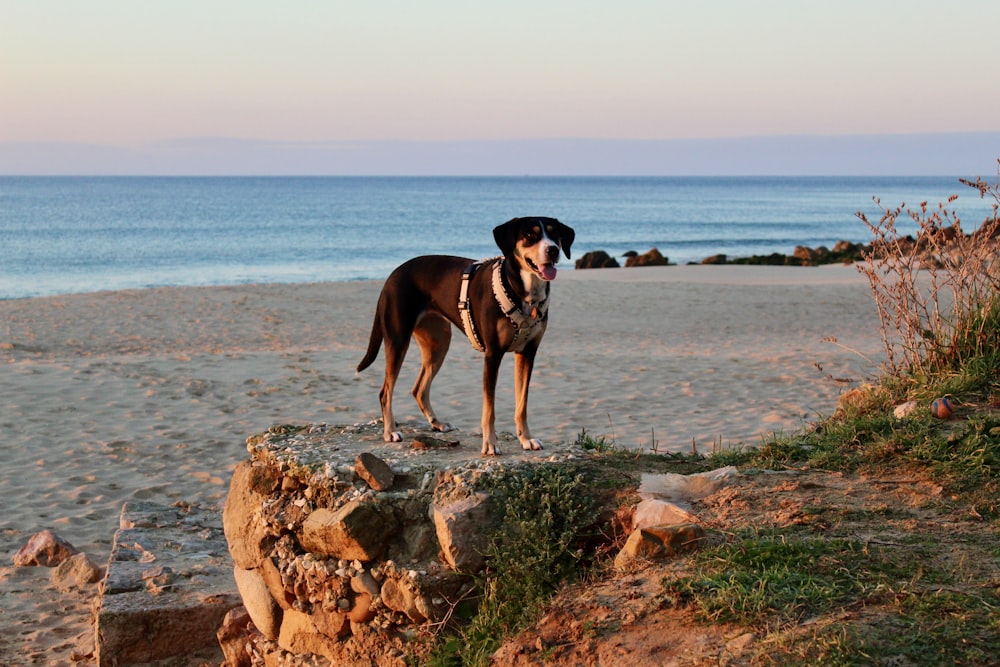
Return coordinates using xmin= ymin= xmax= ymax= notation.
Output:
xmin=545 ymin=244 xmax=560 ymax=262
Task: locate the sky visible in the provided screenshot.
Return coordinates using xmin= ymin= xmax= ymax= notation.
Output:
xmin=2 ymin=1 xmax=999 ymax=174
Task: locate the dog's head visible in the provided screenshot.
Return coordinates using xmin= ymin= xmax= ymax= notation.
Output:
xmin=493 ymin=217 xmax=575 ymax=282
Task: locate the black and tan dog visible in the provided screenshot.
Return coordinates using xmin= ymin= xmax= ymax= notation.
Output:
xmin=357 ymin=217 xmax=575 ymax=455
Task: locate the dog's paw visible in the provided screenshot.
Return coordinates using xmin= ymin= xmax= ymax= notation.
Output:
xmin=481 ymin=440 xmax=501 ymax=456
xmin=386 ymin=431 xmax=404 ymax=443
xmin=521 ymin=438 xmax=544 ymax=451
xmin=431 ymin=420 xmax=455 ymax=433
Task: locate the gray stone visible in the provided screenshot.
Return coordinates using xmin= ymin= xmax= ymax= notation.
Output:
xmin=94 ymin=501 xmax=241 ymax=667
xmin=432 ymin=492 xmax=492 ymax=572
xmin=233 ymin=565 xmax=282 ymax=640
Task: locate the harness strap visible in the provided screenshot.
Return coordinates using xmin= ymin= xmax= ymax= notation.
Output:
xmin=491 ymin=259 xmax=547 ymax=352
xmin=459 ymin=261 xmax=487 ymax=353
xmin=459 ymin=257 xmax=549 ymax=354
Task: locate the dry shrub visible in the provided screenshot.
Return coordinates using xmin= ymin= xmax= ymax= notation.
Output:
xmin=856 ymin=161 xmax=1000 ymax=379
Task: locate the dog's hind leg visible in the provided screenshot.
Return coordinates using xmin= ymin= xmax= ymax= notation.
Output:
xmin=379 ymin=337 xmax=409 ymax=443
xmin=513 ymin=348 xmax=543 ymax=451
xmin=411 ymin=313 xmax=454 ymax=433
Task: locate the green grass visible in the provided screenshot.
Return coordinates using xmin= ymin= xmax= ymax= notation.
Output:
xmin=426 ymin=464 xmax=601 ymax=667
xmin=660 ymin=531 xmax=880 ymax=625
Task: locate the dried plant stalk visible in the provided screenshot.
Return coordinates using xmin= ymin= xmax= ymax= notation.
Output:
xmin=856 ymin=163 xmax=1000 ymax=378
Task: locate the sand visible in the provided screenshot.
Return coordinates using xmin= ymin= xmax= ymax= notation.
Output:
xmin=0 ymin=264 xmax=885 ymax=665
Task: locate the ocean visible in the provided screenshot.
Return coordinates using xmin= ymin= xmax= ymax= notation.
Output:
xmin=1 ymin=175 xmax=995 ymax=300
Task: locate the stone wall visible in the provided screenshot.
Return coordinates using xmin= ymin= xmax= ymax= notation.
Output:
xmin=221 ymin=422 xmax=628 ymax=666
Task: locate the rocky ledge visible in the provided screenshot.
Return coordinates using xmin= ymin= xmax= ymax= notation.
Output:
xmin=221 ymin=421 xmax=737 ymax=666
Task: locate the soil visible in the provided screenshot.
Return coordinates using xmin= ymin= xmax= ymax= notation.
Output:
xmin=491 ymin=466 xmax=995 ymax=667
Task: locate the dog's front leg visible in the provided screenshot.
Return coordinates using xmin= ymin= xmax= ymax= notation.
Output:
xmin=513 ymin=348 xmax=543 ymax=451
xmin=481 ymin=353 xmax=503 ymax=456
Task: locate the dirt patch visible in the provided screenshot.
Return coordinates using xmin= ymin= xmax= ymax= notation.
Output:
xmin=493 ymin=467 xmax=997 ymax=666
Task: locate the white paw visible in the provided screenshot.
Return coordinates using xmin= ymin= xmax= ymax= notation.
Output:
xmin=521 ymin=438 xmax=544 ymax=451
xmin=432 ymin=421 xmax=454 ymax=433
xmin=386 ymin=431 xmax=403 ymax=443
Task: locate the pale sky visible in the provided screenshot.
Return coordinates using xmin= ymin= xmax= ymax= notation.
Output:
xmin=3 ymin=0 xmax=999 ymax=148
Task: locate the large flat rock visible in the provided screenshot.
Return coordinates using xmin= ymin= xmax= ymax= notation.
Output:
xmin=94 ymin=501 xmax=241 ymax=666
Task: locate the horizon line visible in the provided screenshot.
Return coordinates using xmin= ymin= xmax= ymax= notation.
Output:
xmin=3 ymin=132 xmax=998 ymax=177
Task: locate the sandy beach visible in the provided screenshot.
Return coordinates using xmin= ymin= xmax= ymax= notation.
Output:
xmin=0 ymin=264 xmax=885 ymax=665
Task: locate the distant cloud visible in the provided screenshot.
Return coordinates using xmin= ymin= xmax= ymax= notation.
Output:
xmin=2 ymin=133 xmax=998 ymax=177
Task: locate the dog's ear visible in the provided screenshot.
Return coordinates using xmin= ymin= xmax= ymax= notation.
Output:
xmin=550 ymin=220 xmax=575 ymax=259
xmin=493 ymin=218 xmax=521 ymax=258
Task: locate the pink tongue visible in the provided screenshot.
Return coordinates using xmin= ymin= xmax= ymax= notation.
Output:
xmin=541 ymin=264 xmax=558 ymax=281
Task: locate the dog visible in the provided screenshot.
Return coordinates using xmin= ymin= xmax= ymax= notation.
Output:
xmin=356 ymin=217 xmax=575 ymax=455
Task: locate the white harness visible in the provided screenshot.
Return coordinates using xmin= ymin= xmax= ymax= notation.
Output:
xmin=458 ymin=257 xmax=548 ymax=354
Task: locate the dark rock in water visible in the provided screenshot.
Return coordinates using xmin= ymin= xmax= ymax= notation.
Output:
xmin=625 ymin=247 xmax=669 ymax=268
xmin=729 ymin=252 xmax=802 ymax=266
xmin=575 ymin=250 xmax=620 ymax=269
xmin=703 ymin=239 xmax=872 ymax=266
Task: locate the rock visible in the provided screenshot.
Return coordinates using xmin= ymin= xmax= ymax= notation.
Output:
xmin=625 ymin=247 xmax=669 ymax=267
xmin=412 ymin=435 xmax=460 ymax=450
xmin=432 ymin=492 xmax=492 ymax=572
xmin=831 ymin=240 xmax=865 ymax=261
xmin=575 ymin=250 xmax=620 ymax=269
xmin=793 ymin=245 xmax=831 ymax=266
xmin=94 ymin=501 xmax=241 ymax=667
xmin=894 ymin=400 xmax=920 ymax=419
xmin=223 ymin=460 xmax=282 ymax=570
xmin=348 ymin=593 xmax=376 ymax=623
xmin=701 ymin=253 xmax=727 ymax=264
xmin=51 ymin=552 xmax=104 ymax=589
xmin=216 ymin=606 xmax=254 ymax=667
xmin=614 ymin=523 xmax=706 ymax=569
xmin=142 ymin=565 xmax=174 ymax=594
xmin=233 ymin=565 xmax=283 ymax=640
xmin=355 ymin=452 xmax=395 ymax=491
xmin=381 ymin=577 xmax=428 ymax=623
xmin=278 ymin=608 xmax=339 ymax=661
xmin=13 ymin=529 xmax=79 ymax=567
xmin=637 ymin=467 xmax=739 ymax=509
xmin=351 ymin=570 xmax=381 ymax=598
xmin=633 ymin=498 xmax=697 ymax=530
xmin=380 ymin=580 xmax=419 ymax=622
xmin=311 ymin=606 xmax=351 ymax=639
xmin=299 ymin=500 xmax=397 ymax=561
xmin=259 ymin=555 xmax=294 ymax=610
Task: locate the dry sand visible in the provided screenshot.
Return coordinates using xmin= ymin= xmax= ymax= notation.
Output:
xmin=0 ymin=264 xmax=884 ymax=665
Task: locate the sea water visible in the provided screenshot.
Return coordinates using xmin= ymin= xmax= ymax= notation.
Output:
xmin=1 ymin=175 xmax=994 ymax=300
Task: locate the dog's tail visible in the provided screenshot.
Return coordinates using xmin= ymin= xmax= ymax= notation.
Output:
xmin=356 ymin=312 xmax=383 ymax=373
